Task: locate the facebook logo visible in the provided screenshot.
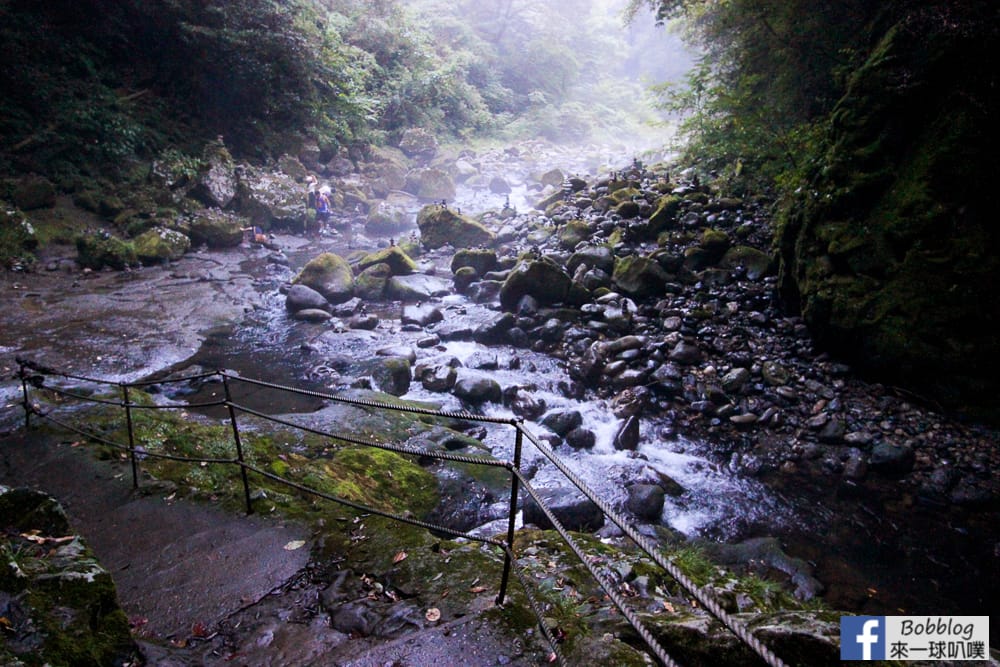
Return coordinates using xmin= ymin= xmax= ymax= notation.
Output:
xmin=841 ymin=616 xmax=886 ymax=660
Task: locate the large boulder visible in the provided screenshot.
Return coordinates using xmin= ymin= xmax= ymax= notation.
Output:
xmin=189 ymin=150 xmax=238 ymax=208
xmin=776 ymin=8 xmax=1000 ymax=420
xmin=450 ymin=248 xmax=498 ymax=276
xmin=522 ymin=486 xmax=604 ymax=532
xmin=0 ymin=487 xmax=139 ymax=666
xmin=612 ymin=255 xmax=671 ymax=299
xmin=405 ymin=168 xmax=456 ymax=201
xmin=236 ymin=167 xmax=308 ymax=230
xmin=416 ymin=205 xmax=495 ymax=250
xmin=293 ymin=252 xmax=355 ymax=304
xmin=187 ymin=208 xmax=245 ymax=248
xmin=499 ymin=257 xmax=583 ymax=312
xmin=75 ymin=232 xmax=137 ymax=270
xmin=387 ymin=273 xmax=451 ymax=302
xmin=133 ymin=227 xmax=191 ymax=264
xmin=285 ymin=284 xmax=329 ymax=313
xmin=353 ymin=246 xmax=417 ymax=276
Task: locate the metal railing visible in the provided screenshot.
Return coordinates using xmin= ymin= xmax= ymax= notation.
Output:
xmin=15 ymin=357 xmax=789 ymax=667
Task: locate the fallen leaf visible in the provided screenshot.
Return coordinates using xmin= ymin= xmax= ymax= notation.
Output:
xmin=283 ymin=540 xmax=306 ymax=551
xmin=191 ymin=622 xmax=209 ymax=638
xmin=425 ymin=608 xmax=441 ymax=622
xmin=469 ymin=585 xmax=488 ymax=594
xmin=392 ymin=551 xmax=407 ymax=564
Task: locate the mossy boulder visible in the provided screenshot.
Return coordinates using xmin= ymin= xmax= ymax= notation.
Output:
xmin=365 ymin=200 xmax=411 ymax=235
xmin=720 ymin=245 xmax=774 ymax=280
xmin=0 ymin=487 xmax=139 ymax=666
xmin=557 ymin=219 xmax=591 ymax=249
xmin=133 ymin=227 xmax=191 ymax=264
xmin=613 ymin=254 xmax=671 ymax=298
xmin=293 ymin=252 xmax=355 ymax=304
xmin=236 ymin=167 xmax=308 ymax=230
xmin=367 ymin=356 xmax=413 ymax=397
xmin=499 ymin=257 xmax=583 ymax=311
xmin=450 ymin=248 xmax=498 ymax=276
xmin=776 ymin=8 xmax=1000 ymax=419
xmin=322 ymin=447 xmax=437 ymax=516
xmin=354 ymin=263 xmax=391 ymax=300
xmin=187 ymin=208 xmax=245 ymax=248
xmin=416 ymin=205 xmax=495 ymax=250
xmin=75 ymin=232 xmax=137 ymax=270
xmin=353 ymin=245 xmax=417 ymax=276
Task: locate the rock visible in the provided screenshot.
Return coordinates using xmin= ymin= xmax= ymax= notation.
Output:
xmin=190 ymin=154 xmax=238 ymax=208
xmin=564 ymin=427 xmax=596 ymax=450
xmin=761 ymin=361 xmax=790 ymax=386
xmin=369 ymin=357 xmax=412 ymax=396
xmin=405 ymin=168 xmax=456 ymax=201
xmin=489 ymin=175 xmax=512 ymax=194
xmin=285 ymin=284 xmax=329 ymax=313
xmin=187 ymin=208 xmax=245 ymax=248
xmin=626 ymin=484 xmax=665 ymax=521
xmin=612 ymin=255 xmax=671 ymax=298
xmin=503 ymin=387 xmax=546 ymax=421
xmin=567 ymin=244 xmax=615 ymax=276
xmin=540 ymin=410 xmax=583 ymax=437
xmin=386 ymin=273 xmax=451 ymax=302
xmin=419 ymin=365 xmax=457 ymax=392
xmin=557 ymin=220 xmax=591 ymax=250
xmin=522 ymin=486 xmax=604 ymax=532
xmin=452 ymin=374 xmax=502 ymax=405
xmin=450 ymin=248 xmax=498 ymax=276
xmin=293 ymin=252 xmax=355 ymax=304
xmin=668 ymin=341 xmax=701 ymax=365
xmin=75 ymin=232 xmax=137 ymax=270
xmin=401 ymin=303 xmax=444 ymax=327
xmin=133 ymin=227 xmax=191 ymax=264
xmin=236 ymin=167 xmax=308 ymax=230
xmin=13 ymin=176 xmax=56 ymax=210
xmin=354 ymin=263 xmax=391 ymax=300
xmin=398 ymin=127 xmax=438 ymax=161
xmin=416 ymin=205 xmax=495 ymax=250
xmin=500 ymin=257 xmax=583 ymax=311
xmin=721 ymin=367 xmax=751 ymax=393
xmin=647 ymin=195 xmax=682 ymax=236
xmin=613 ymin=415 xmax=641 ymax=451
xmin=817 ymin=419 xmax=846 ymax=443
xmin=292 ymin=308 xmax=333 ymax=322
xmin=353 ymin=246 xmax=418 ymax=276
xmin=720 ymin=245 xmax=773 ymax=280
xmin=0 ymin=487 xmax=139 ymax=665
xmin=539 ymin=168 xmax=565 ymax=187
xmin=869 ymin=442 xmax=915 ymax=476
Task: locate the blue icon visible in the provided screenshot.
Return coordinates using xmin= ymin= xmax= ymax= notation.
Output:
xmin=841 ymin=616 xmax=886 ymax=660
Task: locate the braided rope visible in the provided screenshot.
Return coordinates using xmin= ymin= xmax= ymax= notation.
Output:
xmin=518 ymin=427 xmax=788 ymax=667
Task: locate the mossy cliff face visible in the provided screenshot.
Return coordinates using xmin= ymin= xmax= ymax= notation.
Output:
xmin=776 ymin=5 xmax=1000 ymax=419
xmin=0 ymin=487 xmax=138 ymax=667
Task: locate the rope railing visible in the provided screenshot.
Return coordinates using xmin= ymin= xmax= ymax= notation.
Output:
xmin=13 ymin=358 xmax=791 ymax=667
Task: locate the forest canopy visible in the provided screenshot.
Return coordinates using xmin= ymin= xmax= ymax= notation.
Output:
xmin=0 ymin=0 xmax=689 ymax=177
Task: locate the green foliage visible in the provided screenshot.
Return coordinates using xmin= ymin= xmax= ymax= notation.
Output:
xmin=634 ymin=0 xmax=880 ymax=193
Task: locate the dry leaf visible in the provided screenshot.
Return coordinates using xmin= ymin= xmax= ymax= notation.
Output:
xmin=425 ymin=607 xmax=441 ymax=622
xmin=469 ymin=585 xmax=488 ymax=594
xmin=392 ymin=551 xmax=408 ymax=564
xmin=283 ymin=540 xmax=306 ymax=551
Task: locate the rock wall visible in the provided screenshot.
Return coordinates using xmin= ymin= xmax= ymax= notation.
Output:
xmin=776 ymin=3 xmax=1000 ymax=420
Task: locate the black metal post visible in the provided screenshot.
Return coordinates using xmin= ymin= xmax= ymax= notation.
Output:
xmin=222 ymin=372 xmax=254 ymax=514
xmin=496 ymin=421 xmax=523 ymax=605
xmin=122 ymin=384 xmax=139 ymax=490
